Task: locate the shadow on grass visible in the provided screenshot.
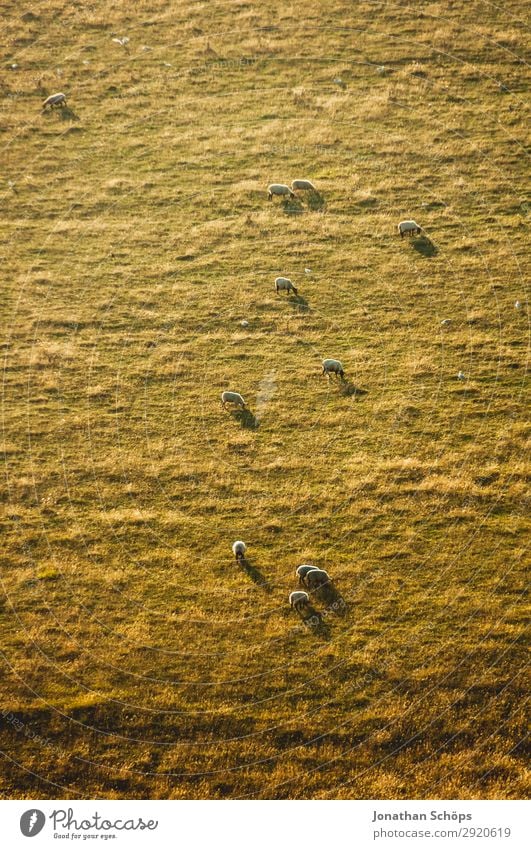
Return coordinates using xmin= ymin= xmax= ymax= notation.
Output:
xmin=231 ymin=408 xmax=259 ymax=429
xmin=239 ymin=557 xmax=272 ymax=592
xmin=318 ymin=583 xmax=348 ymax=615
xmin=282 ymin=197 xmax=304 ymax=215
xmin=289 ymin=293 xmax=311 ymax=312
xmin=339 ymin=381 xmax=369 ymax=398
xmin=411 ymin=235 xmax=438 ymax=257
xmin=52 ymin=106 xmax=80 ymax=121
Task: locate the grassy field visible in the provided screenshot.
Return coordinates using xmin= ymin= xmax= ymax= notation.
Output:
xmin=1 ymin=0 xmax=529 ymax=799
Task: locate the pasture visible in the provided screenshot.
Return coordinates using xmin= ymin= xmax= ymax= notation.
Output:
xmin=1 ymin=0 xmax=529 ymax=799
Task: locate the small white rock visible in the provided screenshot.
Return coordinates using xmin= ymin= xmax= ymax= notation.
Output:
xmin=240 ymin=320 xmax=249 ymax=327
xmin=376 ymin=65 xmax=386 ymax=74
xmin=440 ymin=319 xmax=452 ymax=326
xmin=10 ymin=64 xmax=19 ymax=70
xmin=457 ymin=371 xmax=466 ymax=380
xmin=305 ymin=268 xmax=312 ymax=274
xmin=515 ymin=300 xmax=522 ymax=309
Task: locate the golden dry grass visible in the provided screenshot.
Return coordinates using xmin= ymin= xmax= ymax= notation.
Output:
xmin=0 ymin=0 xmax=529 ymax=799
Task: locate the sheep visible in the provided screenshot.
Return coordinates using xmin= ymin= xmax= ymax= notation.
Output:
xmin=304 ymin=568 xmax=331 ymax=591
xmin=295 ymin=564 xmax=317 ymax=586
xmin=291 ymin=179 xmax=316 ymax=192
xmin=42 ymin=92 xmax=67 ymax=110
xmin=232 ymin=540 xmax=247 ymax=563
xmin=322 ymin=358 xmax=345 ymax=380
xmin=289 ymin=590 xmax=310 ymax=614
xmin=398 ymin=219 xmax=422 ymax=238
xmin=275 ymin=276 xmax=298 ymax=296
xmin=268 ymin=183 xmax=295 ymax=201
xmin=221 ymin=390 xmax=246 ymax=409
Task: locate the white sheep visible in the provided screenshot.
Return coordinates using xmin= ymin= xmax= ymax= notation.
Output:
xmin=275 ymin=276 xmax=298 ymax=296
xmin=322 ymin=358 xmax=345 ymax=380
xmin=295 ymin=564 xmax=317 ymax=586
xmin=289 ymin=590 xmax=310 ymax=614
xmin=291 ymin=179 xmax=316 ymax=192
xmin=232 ymin=540 xmax=247 ymax=563
xmin=398 ymin=219 xmax=422 ymax=237
xmin=42 ymin=92 xmax=67 ymax=110
xmin=268 ymin=183 xmax=295 ymax=201
xmin=304 ymin=568 xmax=331 ymax=591
xmin=221 ymin=391 xmax=246 ymax=409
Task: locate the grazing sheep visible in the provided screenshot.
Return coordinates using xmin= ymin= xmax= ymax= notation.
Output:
xmin=275 ymin=276 xmax=298 ymax=296
xmin=289 ymin=590 xmax=310 ymax=614
xmin=398 ymin=219 xmax=422 ymax=237
xmin=304 ymin=568 xmax=331 ymax=591
xmin=291 ymin=179 xmax=316 ymax=192
xmin=268 ymin=183 xmax=295 ymax=201
xmin=221 ymin=391 xmax=246 ymax=410
xmin=322 ymin=358 xmax=345 ymax=380
xmin=42 ymin=92 xmax=67 ymax=110
xmin=295 ymin=564 xmax=317 ymax=586
xmin=232 ymin=540 xmax=247 ymax=563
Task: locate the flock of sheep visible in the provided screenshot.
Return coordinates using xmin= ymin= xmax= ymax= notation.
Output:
xmin=223 ymin=181 xmax=423 ymax=617
xmin=221 ymin=182 xmax=422 ymax=416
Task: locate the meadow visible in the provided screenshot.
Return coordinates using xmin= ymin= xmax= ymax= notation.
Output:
xmin=0 ymin=0 xmax=529 ymax=798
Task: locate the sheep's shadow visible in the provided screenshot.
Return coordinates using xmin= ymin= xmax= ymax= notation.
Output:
xmin=289 ymin=293 xmax=311 ymax=313
xmin=305 ymin=191 xmax=326 ymax=211
xmin=238 ymin=557 xmax=272 ymax=592
xmin=232 ymin=408 xmax=259 ymax=429
xmin=45 ymin=106 xmax=80 ymax=121
xmin=318 ymin=584 xmax=348 ymax=616
xmin=339 ymin=381 xmax=369 ymax=398
xmin=411 ymin=236 xmax=438 ymax=257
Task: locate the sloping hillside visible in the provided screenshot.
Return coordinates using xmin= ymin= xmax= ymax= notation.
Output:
xmin=1 ymin=0 xmax=528 ymax=798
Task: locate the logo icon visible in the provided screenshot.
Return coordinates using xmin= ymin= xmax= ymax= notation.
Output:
xmin=20 ymin=810 xmax=46 ymax=837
